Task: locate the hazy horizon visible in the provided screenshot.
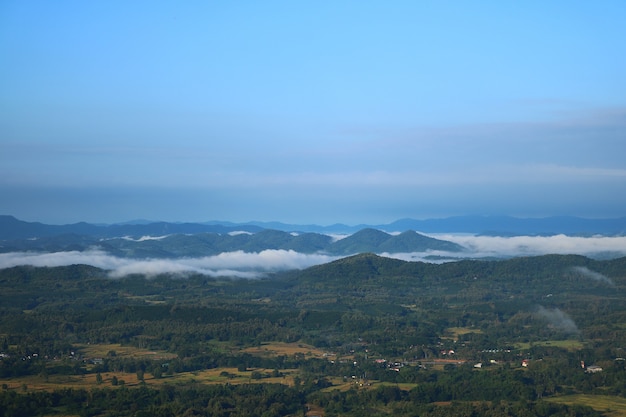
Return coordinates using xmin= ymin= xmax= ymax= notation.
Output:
xmin=2 ymin=2 xmax=625 ymax=225
xmin=3 ymin=212 xmax=626 ymax=228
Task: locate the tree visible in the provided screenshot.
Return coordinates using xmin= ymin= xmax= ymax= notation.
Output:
xmin=152 ymin=365 xmax=163 ymax=379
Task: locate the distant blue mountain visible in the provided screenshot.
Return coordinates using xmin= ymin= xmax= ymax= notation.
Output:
xmin=1 ymin=214 xmax=625 ymax=241
xmin=382 ymin=216 xmax=626 ymax=236
xmin=242 ymin=216 xmax=626 ymax=236
xmin=0 ymin=215 xmax=262 ymax=240
xmin=0 ymin=217 xmax=462 ymax=257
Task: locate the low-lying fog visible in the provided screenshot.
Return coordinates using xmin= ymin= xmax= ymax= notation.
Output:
xmin=1 ymin=234 xmax=625 ymax=278
xmin=386 ymin=233 xmax=626 ymax=261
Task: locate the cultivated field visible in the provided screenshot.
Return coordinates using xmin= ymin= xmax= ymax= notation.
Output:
xmin=443 ymin=326 xmax=483 ymax=340
xmin=513 ymin=339 xmax=586 ymax=351
xmin=0 ymin=367 xmax=300 ymax=392
xmin=548 ymin=394 xmax=626 ymax=417
xmin=75 ymin=343 xmax=177 ymax=360
xmin=242 ymin=341 xmax=334 ymax=358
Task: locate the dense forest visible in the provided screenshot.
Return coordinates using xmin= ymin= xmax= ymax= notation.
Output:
xmin=1 ymin=253 xmax=625 ymax=416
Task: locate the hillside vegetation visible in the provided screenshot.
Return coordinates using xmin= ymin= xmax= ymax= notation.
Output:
xmin=1 ymin=254 xmax=625 ymax=416
xmin=0 ymin=227 xmax=463 ymax=257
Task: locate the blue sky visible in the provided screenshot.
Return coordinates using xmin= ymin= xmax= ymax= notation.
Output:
xmin=1 ymin=1 xmax=625 ymax=225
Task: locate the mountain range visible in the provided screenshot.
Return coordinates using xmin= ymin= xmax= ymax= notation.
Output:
xmin=0 ymin=224 xmax=463 ymax=258
xmin=249 ymin=215 xmax=626 ymax=236
xmin=1 ymin=214 xmax=625 ymax=259
xmin=2 ymin=214 xmax=626 ymax=239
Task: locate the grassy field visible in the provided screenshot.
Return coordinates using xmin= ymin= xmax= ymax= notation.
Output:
xmin=242 ymin=341 xmax=333 ymax=359
xmin=1 ymin=342 xmax=336 ymax=393
xmin=0 ymin=372 xmax=143 ymax=392
xmin=514 ymin=339 xmax=586 ymax=351
xmin=443 ymin=327 xmax=483 ymax=341
xmin=320 ymin=376 xmax=417 ymax=393
xmin=548 ymin=394 xmax=626 ymax=417
xmin=150 ymin=367 xmax=299 ymax=387
xmin=0 ymin=370 xmax=408 ymax=394
xmin=76 ymin=340 xmax=339 ymax=361
xmin=305 ymin=403 xmax=325 ymax=417
xmin=75 ymin=343 xmax=177 ymax=360
xmin=0 ymin=367 xmax=301 ymax=392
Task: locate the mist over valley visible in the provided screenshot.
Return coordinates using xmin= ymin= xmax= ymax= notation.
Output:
xmin=1 ymin=215 xmax=625 ymax=278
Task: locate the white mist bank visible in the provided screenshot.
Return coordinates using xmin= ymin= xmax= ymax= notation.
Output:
xmin=0 ymin=249 xmax=339 ymax=279
xmin=426 ymin=233 xmax=626 ymax=258
xmin=0 ymin=234 xmax=624 ymax=278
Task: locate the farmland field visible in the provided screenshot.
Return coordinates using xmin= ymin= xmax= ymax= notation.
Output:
xmin=548 ymin=394 xmax=626 ymax=417
xmin=1 ymin=255 xmax=625 ymax=416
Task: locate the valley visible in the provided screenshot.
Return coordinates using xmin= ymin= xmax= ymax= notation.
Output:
xmin=1 ymin=253 xmax=625 ymax=416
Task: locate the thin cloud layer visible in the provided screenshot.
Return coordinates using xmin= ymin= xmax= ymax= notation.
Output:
xmin=0 ymin=234 xmax=624 ymax=278
xmin=0 ymin=250 xmax=127 ymax=270
xmin=382 ymin=234 xmax=626 ymax=263
xmin=569 ymin=266 xmax=615 ymax=287
xmin=120 ymin=235 xmax=169 ymax=242
xmin=428 ymin=234 xmax=626 ymax=258
xmin=535 ymin=306 xmax=579 ymax=334
xmin=0 ymin=250 xmax=338 ymax=279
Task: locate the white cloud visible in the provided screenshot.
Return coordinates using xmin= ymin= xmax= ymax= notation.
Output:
xmin=120 ymin=235 xmax=170 ymax=242
xmin=0 ymin=234 xmax=624 ymax=278
xmin=428 ymin=234 xmax=626 ymax=258
xmin=326 ymin=233 xmax=349 ymax=242
xmin=228 ymin=231 xmax=253 ymax=236
xmin=0 ymin=249 xmax=338 ymax=279
xmin=0 ymin=250 xmax=127 ymax=270
xmin=379 ymin=234 xmax=626 ymax=264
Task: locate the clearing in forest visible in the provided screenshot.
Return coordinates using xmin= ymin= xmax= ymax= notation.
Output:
xmin=242 ymin=342 xmax=333 ymax=358
xmin=548 ymin=394 xmax=626 ymax=417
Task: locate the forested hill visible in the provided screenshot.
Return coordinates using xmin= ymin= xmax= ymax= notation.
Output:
xmin=278 ymin=252 xmax=626 ymax=304
xmin=291 ymin=252 xmax=626 ymax=280
xmin=1 ymin=254 xmax=625 ymax=416
xmin=2 ymin=253 xmax=624 ymax=321
xmin=0 ymin=215 xmax=263 ymax=240
xmin=0 ymin=226 xmax=463 ymax=257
